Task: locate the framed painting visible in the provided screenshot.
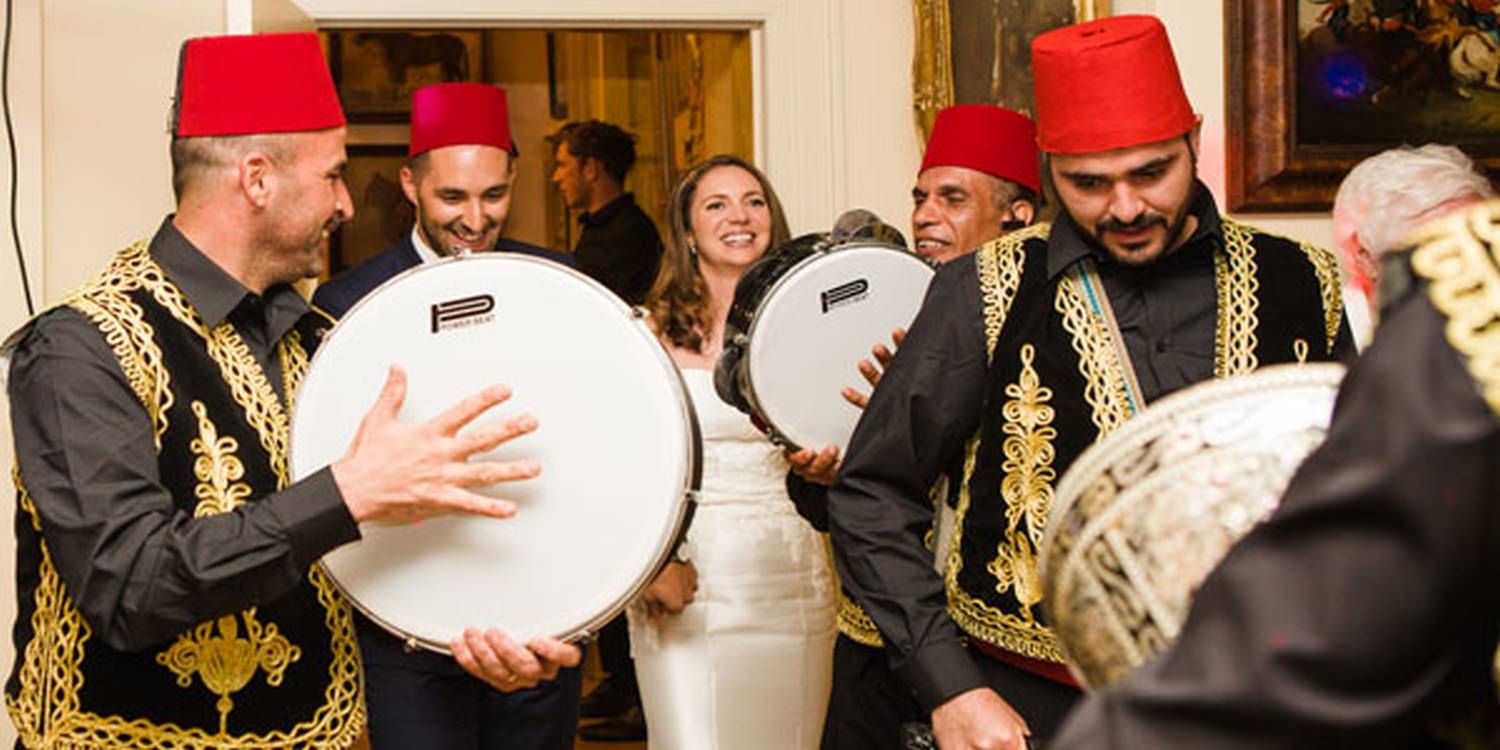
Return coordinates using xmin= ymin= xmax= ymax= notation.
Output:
xmin=331 ymin=145 xmax=414 ymax=274
xmin=1228 ymin=0 xmax=1500 ymax=212
xmin=327 ymin=29 xmax=487 ymax=122
xmin=912 ymin=0 xmax=1109 ymax=140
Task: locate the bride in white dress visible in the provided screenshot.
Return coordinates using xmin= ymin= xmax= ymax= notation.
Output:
xmin=631 ymin=155 xmax=836 ymax=749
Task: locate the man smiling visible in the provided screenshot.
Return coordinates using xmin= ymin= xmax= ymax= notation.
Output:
xmin=312 ymin=82 xmax=581 ymax=750
xmin=826 ymin=15 xmax=1356 ymax=750
xmin=313 ymin=83 xmax=571 ymax=319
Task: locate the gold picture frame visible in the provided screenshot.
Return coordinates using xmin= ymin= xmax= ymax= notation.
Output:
xmin=913 ymin=0 xmax=1109 ymax=142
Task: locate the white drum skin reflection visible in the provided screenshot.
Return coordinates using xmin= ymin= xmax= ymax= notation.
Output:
xmin=1040 ymin=363 xmax=1345 ymax=689
xmin=290 ymin=255 xmax=698 ymax=653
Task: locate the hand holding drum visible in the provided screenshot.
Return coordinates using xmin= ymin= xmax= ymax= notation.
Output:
xmin=293 ymin=255 xmax=698 ymax=690
xmin=325 ymin=364 xmax=581 ymax=690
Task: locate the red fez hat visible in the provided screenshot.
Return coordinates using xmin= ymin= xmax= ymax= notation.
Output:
xmin=174 ymin=33 xmax=345 ymax=138
xmin=1031 ymin=15 xmax=1197 ymax=154
xmin=920 ymin=105 xmax=1040 ymax=193
xmin=408 ymin=83 xmax=513 ymax=158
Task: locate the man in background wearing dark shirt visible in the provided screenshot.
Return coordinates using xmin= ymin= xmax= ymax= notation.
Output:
xmin=547 ymin=119 xmax=664 ymax=743
xmin=313 ymin=82 xmax=583 ymax=750
xmin=5 ymin=34 xmax=576 ymax=750
xmin=549 ymin=120 xmax=665 ymax=305
xmin=827 ymin=15 xmax=1355 ymax=750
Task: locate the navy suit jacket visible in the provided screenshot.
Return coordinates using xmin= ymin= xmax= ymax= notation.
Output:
xmin=313 ymin=235 xmax=574 ymax=319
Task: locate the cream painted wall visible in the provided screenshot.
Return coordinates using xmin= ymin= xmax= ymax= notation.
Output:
xmin=1 ymin=0 xmax=42 ymax=744
xmin=42 ymin=1 xmax=228 ymax=300
xmin=839 ymin=0 xmax=924 ymax=231
xmin=1115 ymin=0 xmax=1336 ymax=250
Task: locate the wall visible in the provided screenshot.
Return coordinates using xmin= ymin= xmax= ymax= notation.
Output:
xmin=0 ymin=0 xmax=42 ymax=744
xmin=3 ymin=3 xmax=252 ymax=744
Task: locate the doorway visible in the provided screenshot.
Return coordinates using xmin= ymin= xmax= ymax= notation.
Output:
xmin=321 ymin=27 xmax=756 ymax=273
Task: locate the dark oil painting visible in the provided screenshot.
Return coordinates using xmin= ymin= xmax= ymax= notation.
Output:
xmin=1297 ymin=0 xmax=1500 ymax=147
xmin=949 ymin=0 xmax=1105 ymax=116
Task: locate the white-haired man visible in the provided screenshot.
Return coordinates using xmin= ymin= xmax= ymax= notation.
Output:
xmin=1332 ymin=143 xmax=1495 ymax=345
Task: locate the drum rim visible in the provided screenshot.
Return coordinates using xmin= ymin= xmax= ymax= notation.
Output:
xmin=295 ymin=253 xmax=702 ymax=651
xmin=738 ymin=241 xmax=934 ymax=452
xmin=1040 ymin=361 xmax=1346 ymax=588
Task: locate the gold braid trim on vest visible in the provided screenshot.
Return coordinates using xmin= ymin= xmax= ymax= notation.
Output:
xmin=945 ymin=228 xmax=1067 ymax=663
xmin=978 ymin=224 xmax=1045 ymax=359
xmin=1410 ymin=201 xmax=1500 ymax=417
xmin=6 ymin=242 xmax=365 ymax=749
xmin=1215 ymin=220 xmax=1262 ymax=378
xmin=832 ymin=230 xmax=1041 ymax=649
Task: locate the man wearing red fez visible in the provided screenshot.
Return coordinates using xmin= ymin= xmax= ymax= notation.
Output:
xmin=777 ymin=103 xmax=1044 ymax=749
xmin=312 ymin=82 xmax=583 ymax=750
xmin=826 ymin=15 xmax=1356 ymax=750
xmin=4 ymin=35 xmax=576 ymax=749
xmin=1044 ymin=204 xmax=1500 ymax=746
xmin=313 ymin=82 xmax=572 ymax=319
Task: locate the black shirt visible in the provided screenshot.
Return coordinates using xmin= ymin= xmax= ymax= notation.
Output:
xmin=826 ymin=190 xmax=1357 ymax=712
xmin=573 ymin=193 xmax=665 ymax=305
xmin=7 ymin=218 xmax=357 ymax=651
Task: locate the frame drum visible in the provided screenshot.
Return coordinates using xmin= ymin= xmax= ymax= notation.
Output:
xmin=291 ymin=255 xmax=699 ymax=653
xmin=716 ymin=235 xmax=935 ymax=452
xmin=1041 ymin=363 xmax=1345 ymax=689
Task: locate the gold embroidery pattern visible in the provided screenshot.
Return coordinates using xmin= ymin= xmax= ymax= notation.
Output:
xmin=189 ymin=401 xmax=252 ymax=517
xmin=1289 ymin=232 xmax=1346 ymax=353
xmin=6 ymin=244 xmax=365 ymax=748
xmin=1055 ymin=275 xmax=1134 ymax=436
xmin=976 ymin=223 xmax=1046 ymax=359
xmin=156 ymin=611 xmax=301 ymax=736
xmin=203 ymin=324 xmax=293 ymax=487
xmin=1410 ymin=203 xmax=1500 ymax=416
xmin=63 ymin=242 xmax=174 ymax=447
xmin=279 ymin=330 xmax=311 ymax=408
xmin=946 ymin=434 xmax=1064 ymax=662
xmin=985 ymin=345 xmax=1056 ymax=624
xmin=1216 ymin=221 xmax=1262 ymax=378
xmin=836 ymin=590 xmax=884 ymax=647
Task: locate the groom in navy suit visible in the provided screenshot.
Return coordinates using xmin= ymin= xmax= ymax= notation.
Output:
xmin=312 ymin=82 xmax=582 ymax=749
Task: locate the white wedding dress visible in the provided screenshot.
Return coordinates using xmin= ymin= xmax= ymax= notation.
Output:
xmin=629 ymin=369 xmax=836 ymax=749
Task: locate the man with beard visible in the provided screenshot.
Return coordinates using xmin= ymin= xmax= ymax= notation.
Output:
xmin=779 ymin=102 xmax=1041 ymax=750
xmin=826 ymin=15 xmax=1356 ymax=750
xmin=4 ymin=34 xmax=577 ymax=749
xmin=312 ymin=82 xmax=584 ymax=750
xmin=313 ymin=83 xmax=572 ymax=319
xmin=1047 ymin=199 xmax=1500 ymax=749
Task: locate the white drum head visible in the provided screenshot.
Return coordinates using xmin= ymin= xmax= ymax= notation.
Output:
xmin=291 ymin=255 xmax=696 ymax=651
xmin=745 ymin=243 xmax=934 ymax=451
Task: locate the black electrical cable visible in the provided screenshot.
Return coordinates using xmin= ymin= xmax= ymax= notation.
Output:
xmin=4 ymin=0 xmax=35 ymax=316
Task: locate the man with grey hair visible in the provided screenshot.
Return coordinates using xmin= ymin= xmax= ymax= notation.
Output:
xmin=1332 ymin=144 xmax=1495 ymax=344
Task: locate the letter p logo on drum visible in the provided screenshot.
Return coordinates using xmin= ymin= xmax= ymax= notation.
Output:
xmin=820 ymin=279 xmax=869 ymax=313
xmin=431 ymin=294 xmax=496 ymax=333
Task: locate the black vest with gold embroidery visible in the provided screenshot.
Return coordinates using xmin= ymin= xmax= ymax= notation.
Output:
xmin=834 ymin=220 xmax=1346 ymax=651
xmin=6 ymin=242 xmax=365 ymax=748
